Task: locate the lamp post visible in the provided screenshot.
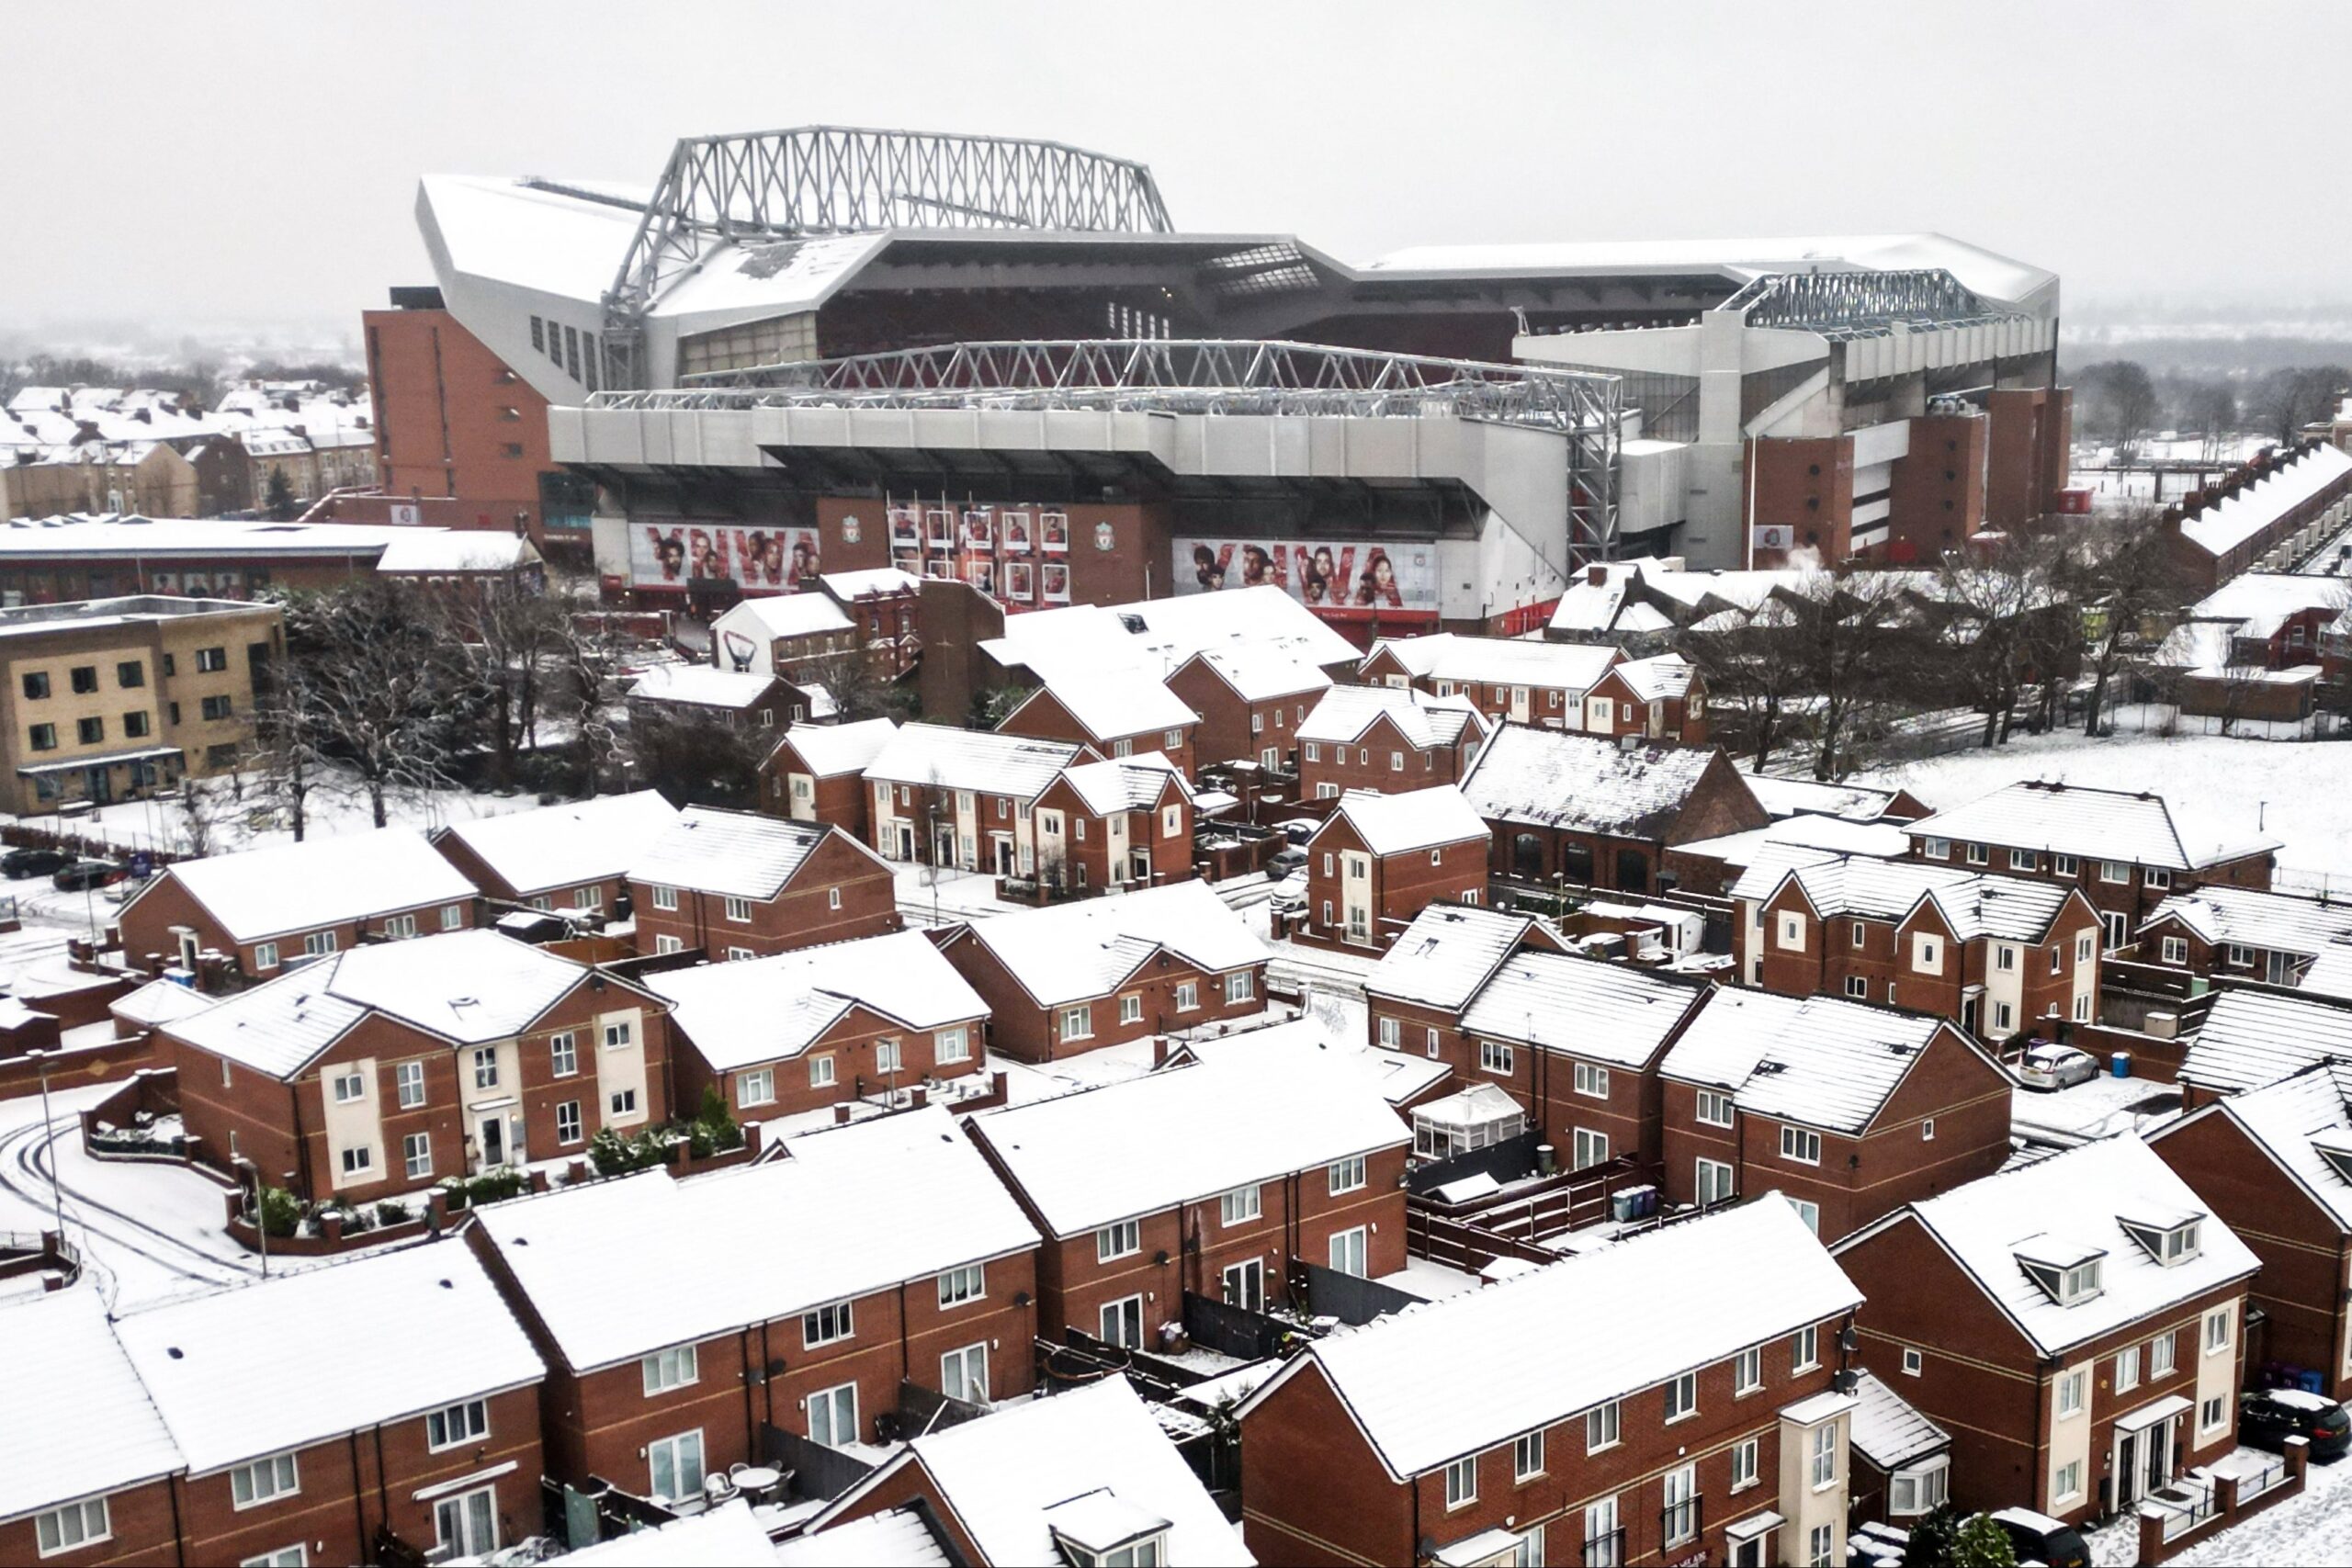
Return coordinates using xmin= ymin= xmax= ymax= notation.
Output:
xmin=26 ymin=1049 xmax=66 ymax=1242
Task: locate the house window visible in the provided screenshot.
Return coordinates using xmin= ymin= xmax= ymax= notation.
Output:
xmin=252 ymin=941 xmax=280 ymax=971
xmin=1924 ymin=836 xmax=1950 ymax=860
xmin=472 ymin=1048 xmax=498 ymax=1089
xmin=1378 ymin=1016 xmax=1401 ymax=1048
xmin=1663 ymin=1370 xmax=1696 ymax=1423
xmin=425 ymin=1399 xmax=488 ymax=1452
xmin=2054 ymin=853 xmax=2079 ymax=876
xmin=1426 ymin=1027 xmax=1441 ymax=1058
xmin=1994 ymin=1001 xmax=2015 ymax=1032
xmin=1574 ymin=1062 xmax=1609 ymax=1099
xmin=1964 ymin=842 xmax=1988 ymax=866
xmin=2116 ymin=1344 xmax=2141 ymax=1391
xmin=727 ymin=947 xmax=754 ymax=962
xmin=2010 ymin=848 xmax=2038 ymax=872
xmin=1219 ymin=1184 xmax=1262 ymax=1226
xmin=1443 ymin=1456 xmax=1477 ymax=1510
xmin=556 ymin=1100 xmax=582 ymax=1144
xmin=1902 ymin=1346 xmax=1923 ymax=1376
xmin=1792 ymin=1199 xmax=1820 ymax=1234
xmin=1329 ymin=1155 xmax=1367 ymax=1194
xmin=2147 ymin=868 xmax=2172 ymax=890
xmin=441 ymin=904 xmax=465 ymax=931
xmin=1097 ymin=1220 xmax=1140 ymax=1261
xmin=2160 ymin=935 xmax=2188 ymax=964
xmin=1061 ymin=1004 xmax=1092 ymax=1041
xmin=200 ymin=694 xmax=232 ymax=721
xmin=1995 ymin=943 xmax=2018 ymax=972
xmin=1696 ymin=1089 xmax=1735 ymax=1128
xmin=1100 ymin=1293 xmax=1146 ymax=1348
xmin=654 ymin=934 xmax=684 ymax=955
xmin=1663 ymin=1463 xmax=1697 ymax=1545
xmin=69 ymin=665 xmax=98 ymax=694
xmin=1226 ymin=970 xmax=1254 ymax=1003
xmin=1793 ymin=1324 xmax=1819 ymax=1371
xmin=2225 ymin=943 xmax=2253 ymax=966
xmin=381 ymin=913 xmax=417 ymax=940
xmin=26 ymin=723 xmax=53 ymax=751
xmin=1329 ymin=1225 xmax=1368 ymax=1277
xmin=1732 ymin=1437 xmax=1759 ymax=1492
xmin=1843 ymin=976 xmax=1869 ymax=998
xmin=18 ymin=671 xmax=45 ymax=700
xmin=1850 ymin=920 xmax=1867 ymax=947
xmin=1810 ymin=1421 xmax=1837 ymax=1488
xmin=2206 ymin=1307 xmax=2233 ymax=1355
xmin=403 ymin=1133 xmax=431 ymax=1179
xmin=608 ymin=1088 xmax=638 ymax=1118
xmin=1162 ymin=804 xmax=1182 ymax=837
xmin=2200 ymin=1393 xmax=2227 ymax=1434
xmin=941 ymin=1341 xmax=989 ymax=1404
xmin=808 ymin=1055 xmax=836 ymax=1088
xmin=937 ymin=1262 xmax=985 ymax=1308
xmin=936 ymin=1027 xmax=970 ymax=1064
xmin=2053 ymin=1459 xmax=2083 ymax=1503
xmin=75 ymin=716 xmax=103 ymax=745
xmin=331 ymin=1070 xmax=365 ymax=1104
xmin=604 ymin=1018 xmax=634 ymax=1050
xmin=1304 ymin=742 xmax=1320 ymax=762
xmin=1175 ymin=981 xmax=1198 ymax=1011
xmin=1119 ymin=993 xmax=1144 ymax=1025
xmin=723 ymin=895 xmax=752 ymax=922
xmin=2151 ymin=1331 xmax=2177 ymax=1377
xmin=1481 ymin=1040 xmax=1514 ymax=1076
xmin=1912 ymin=933 xmax=1941 ymax=973
xmin=230 ymin=1452 xmax=300 ymax=1508
xmin=2076 ymin=932 xmax=2095 ymax=964
xmin=2099 ymin=860 xmax=2130 ymax=885
xmin=1585 ymin=1499 xmax=1622 ymax=1568
xmin=1573 ymin=1128 xmax=1609 ymax=1169
xmin=34 ymin=1496 xmax=110 ymax=1557
xmin=1781 ymin=1125 xmax=1822 ymax=1165
xmin=1809 ymin=1522 xmax=1836 ymax=1568
xmin=1777 ymin=912 xmax=1805 ymax=950
xmin=802 ymin=1300 xmax=854 ymax=1348
xmin=1891 ymin=1456 xmax=1951 ymax=1517
xmin=737 ymin=1068 xmax=775 ymax=1108
xmin=2057 ymin=1369 xmax=2086 ymax=1417
xmin=1697 ymin=1157 xmax=1735 ymax=1206
xmin=1514 ymin=1430 xmax=1544 ymax=1482
xmin=650 ymin=885 xmax=678 ymax=911
xmin=340 ymin=1145 xmax=371 ymax=1177
xmin=1734 ymin=1346 xmax=1761 ymax=1394
xmin=394 ymin=1060 xmax=424 ymax=1108
xmin=646 ymin=1430 xmax=705 ymax=1504
xmin=549 ymin=1032 xmax=578 ymax=1077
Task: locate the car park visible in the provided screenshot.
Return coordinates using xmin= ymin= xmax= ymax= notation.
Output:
xmin=2017 ymin=1042 xmax=2100 ymax=1091
xmin=2241 ymin=1386 xmax=2352 ymax=1461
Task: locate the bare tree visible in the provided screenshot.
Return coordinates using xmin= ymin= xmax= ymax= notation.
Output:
xmin=438 ymin=586 xmax=571 ymax=789
xmin=281 ymin=581 xmax=472 ymax=828
xmin=248 ymin=657 xmax=332 ymax=841
xmin=628 ymin=705 xmax=763 ymax=808
xmin=1929 ymin=532 xmax=2075 ymax=748
xmin=2065 ymin=507 xmax=2188 ymax=736
xmin=1680 ymin=607 xmax=1811 ymax=773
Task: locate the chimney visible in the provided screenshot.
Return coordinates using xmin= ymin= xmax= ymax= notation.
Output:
xmin=1587 ymin=564 xmax=1609 ymax=587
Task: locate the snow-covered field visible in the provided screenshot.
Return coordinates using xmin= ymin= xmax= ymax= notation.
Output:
xmin=1849 ymin=731 xmax=2352 ymax=891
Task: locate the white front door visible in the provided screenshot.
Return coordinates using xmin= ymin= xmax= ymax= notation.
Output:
xmin=435 ymin=1487 xmax=498 ymax=1557
xmin=1222 ymin=1257 xmax=1264 ymax=1311
xmin=1510 ymin=685 xmax=1531 ymax=723
xmin=941 ymin=1342 xmax=989 ymax=1404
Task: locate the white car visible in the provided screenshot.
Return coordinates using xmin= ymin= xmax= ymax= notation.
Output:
xmin=2016 ymin=1043 xmax=2099 ymax=1091
xmin=1267 ymin=871 xmax=1309 ymax=917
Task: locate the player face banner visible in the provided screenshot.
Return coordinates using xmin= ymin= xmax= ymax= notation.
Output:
xmin=1172 ymin=537 xmax=1439 ymax=624
xmin=631 ymin=523 xmax=820 ymax=593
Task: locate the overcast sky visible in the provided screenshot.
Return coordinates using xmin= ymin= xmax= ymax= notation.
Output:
xmin=11 ymin=0 xmax=2346 ymax=334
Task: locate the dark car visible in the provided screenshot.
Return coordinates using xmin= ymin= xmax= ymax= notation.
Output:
xmin=0 ymin=846 xmax=71 ymax=878
xmin=1267 ymin=847 xmax=1307 ymax=879
xmin=51 ymin=860 xmax=123 ymax=893
xmin=2241 ymin=1386 xmax=2352 ymax=1460
xmin=1986 ymin=1508 xmax=2090 ymax=1568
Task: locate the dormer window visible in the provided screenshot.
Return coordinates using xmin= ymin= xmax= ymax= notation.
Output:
xmin=2119 ymin=1204 xmax=2204 ymax=1267
xmin=1044 ymin=1488 xmax=1172 ymax=1568
xmin=2314 ymin=1130 xmax=2352 ymax=1187
xmin=2017 ymin=1235 xmax=2106 ymax=1305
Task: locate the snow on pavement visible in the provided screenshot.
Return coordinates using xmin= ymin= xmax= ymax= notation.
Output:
xmin=2093 ymin=1447 xmax=2352 ymax=1566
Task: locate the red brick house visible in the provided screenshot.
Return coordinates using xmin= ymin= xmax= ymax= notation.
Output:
xmin=802 ymin=1374 xmax=1250 ymax=1566
xmin=112 ymin=1241 xmax=546 ymax=1566
xmin=1295 ymin=685 xmax=1489 ymax=803
xmin=626 ymin=662 xmax=820 ymax=735
xmin=2136 ymin=884 xmax=2352 ymax=990
xmin=812 ymin=566 xmax=926 ymax=682
xmin=1461 ymin=726 xmax=1770 ymax=895
xmin=1743 ymin=774 xmax=1932 ymax=825
xmin=1734 ymin=853 xmax=2105 ymax=1042
xmin=708 ymin=589 xmax=857 ymax=679
xmin=996 ymin=666 xmax=1201 ymax=780
xmin=935 ymin=880 xmax=1268 ymax=1064
xmin=430 ymin=788 xmax=679 ymax=916
xmin=1901 ymin=780 xmax=2279 ymax=949
xmin=644 ymin=930 xmax=988 ymax=1122
xmin=0 ymin=1292 xmax=184 ymax=1568
xmin=158 ymin=929 xmax=671 ymax=1202
xmin=1359 ymin=630 xmax=1621 ymax=730
xmin=862 ymin=722 xmax=1088 ymax=873
xmin=1833 ymin=1135 xmax=2260 ymax=1525
xmin=1163 ymin=643 xmax=1332 ymax=771
xmin=470 ymin=1106 xmax=1042 ymax=1498
xmin=1235 ymin=1197 xmax=1865 ymax=1568
xmin=965 ymin=1048 xmax=1410 ymax=1341
xmin=117 ymin=828 xmax=481 ymax=981
xmin=758 ymin=716 xmax=897 ymax=837
xmin=1023 ymin=754 xmax=1195 ymax=898
xmin=1660 ymin=987 xmax=2014 ymax=1240
xmin=628 ymin=807 xmax=899 ymax=960
xmin=1363 ymin=902 xmax=1573 ymax=1077
xmin=2148 ymin=1060 xmax=2352 ymax=1400
xmin=1298 ymin=786 xmax=1490 ymax=953
xmin=1580 ymin=651 xmax=1710 ymax=744
xmin=2177 ymin=987 xmax=2352 ymax=1106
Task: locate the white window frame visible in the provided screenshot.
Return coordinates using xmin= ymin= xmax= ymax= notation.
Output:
xmin=808 ymin=1055 xmax=836 ymax=1089
xmin=2151 ymin=1331 xmax=2177 ymax=1378
xmin=1097 ymin=1219 xmax=1141 ymax=1262
xmin=1696 ymin=1089 xmax=1735 ymax=1128
xmin=1480 ymin=1039 xmax=1515 ymax=1076
xmin=1810 ymin=1419 xmax=1838 ymax=1490
xmin=424 ymin=1398 xmax=488 ymax=1453
xmin=1781 ymin=1124 xmax=1822 ymax=1165
xmin=230 ymin=1452 xmax=300 ymax=1510
xmin=1514 ymin=1429 xmax=1544 ymax=1483
xmin=1731 ymin=1436 xmax=1759 ymax=1492
xmin=650 ymin=884 xmax=679 ymax=911
xmin=1793 ymin=1324 xmax=1819 ymax=1371
xmin=937 ymin=1262 xmax=985 ymax=1308
xmin=647 ymin=1429 xmax=706 ymax=1505
xmin=1734 ymin=1345 xmax=1761 ymax=1394
xmin=35 ymin=1496 xmax=111 ymax=1558
xmin=2057 ymin=1368 xmax=2086 ymax=1418
xmin=403 ymin=1132 xmax=431 ymax=1180
xmin=331 ymin=1069 xmax=365 ymax=1105
xmin=2115 ymin=1343 xmax=2141 ymax=1392
xmin=1574 ymin=1061 xmax=1610 ymax=1099
xmin=737 ymin=1067 xmax=775 ymax=1109
xmin=1219 ymin=1184 xmax=1262 ymax=1226
xmin=548 ymin=1032 xmax=578 ymax=1078
xmin=1329 ymin=1155 xmax=1367 ymax=1194
xmin=556 ymin=1100 xmax=582 ymax=1145
xmin=803 ymin=1300 xmax=854 ymax=1348
xmin=723 ymin=895 xmax=752 ymax=923
xmin=935 ymin=1026 xmax=971 ymax=1065
xmin=1586 ymin=1399 xmax=1620 ymax=1452
xmin=1443 ymin=1455 xmax=1477 ymax=1510
xmin=1663 ymin=1370 xmax=1697 ymax=1424
xmin=2205 ymin=1307 xmax=2233 ymax=1356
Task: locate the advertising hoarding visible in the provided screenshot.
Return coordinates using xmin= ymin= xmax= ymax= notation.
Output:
xmin=1170 ymin=536 xmax=1439 ymax=624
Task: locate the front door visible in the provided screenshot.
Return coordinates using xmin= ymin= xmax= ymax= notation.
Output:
xmin=1129 ymin=849 xmax=1151 ymax=883
xmin=86 ymin=765 xmax=113 ymax=805
xmin=1962 ymin=991 xmax=1983 ymax=1035
xmin=435 ymin=1487 xmax=498 ymax=1558
xmin=1510 ymin=685 xmax=1531 ymax=723
xmin=992 ymin=835 xmax=1014 ymax=876
xmin=1732 ymin=1533 xmax=1768 ymax=1568
xmin=894 ymin=823 xmax=914 ymax=861
xmin=478 ymin=1112 xmax=505 ymax=1169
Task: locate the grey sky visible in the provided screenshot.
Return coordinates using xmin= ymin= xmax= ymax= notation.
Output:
xmin=9 ymin=0 xmax=2345 ymax=332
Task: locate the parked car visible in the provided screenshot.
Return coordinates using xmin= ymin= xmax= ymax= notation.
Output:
xmin=103 ymin=874 xmax=153 ymax=906
xmin=1985 ymin=1508 xmax=2090 ymax=1568
xmin=1275 ymin=818 xmax=1320 ymax=846
xmin=1267 ymin=847 xmax=1307 ymax=879
xmin=2017 ymin=1043 xmax=2100 ymax=1091
xmin=1267 ymin=871 xmax=1308 ymax=918
xmin=2241 ymin=1387 xmax=2352 ymax=1461
xmin=51 ymin=860 xmax=124 ymax=893
xmin=0 ymin=846 xmax=71 ymax=879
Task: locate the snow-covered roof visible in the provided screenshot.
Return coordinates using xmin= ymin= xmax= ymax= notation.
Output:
xmin=435 ymin=789 xmax=679 ymax=897
xmin=474 ymin=1107 xmax=1038 ymax=1371
xmin=631 ymin=807 xmax=866 ymax=899
xmin=816 ymin=1376 xmax=1250 ymax=1567
xmin=1318 ymin=786 xmax=1489 ymax=857
xmin=1240 ymin=1196 xmax=1860 ymax=1479
xmin=2180 ymin=988 xmax=2352 ymax=1096
xmin=167 ymin=930 xmax=598 ymax=1077
xmin=819 ymin=566 xmax=925 ymax=601
xmin=109 ymin=975 xmax=219 ymax=1030
xmin=1838 ymin=1134 xmax=2258 ymax=1359
xmin=1902 ymin=780 xmax=2278 ymax=873
xmin=772 ymin=715 xmax=898 ymax=778
xmin=1184 ymin=642 xmax=1335 ymax=703
xmin=1734 ymin=854 xmax=2079 ymax=942
xmin=773 ymin=1506 xmax=948 ymax=1567
xmin=644 ymin=931 xmax=984 ymax=1073
xmin=1662 ymin=988 xmax=1962 ymax=1135
xmin=1848 ymin=1371 xmax=1949 ymax=1473
xmin=713 ymin=592 xmax=854 ymax=642
xmin=145 ymin=827 xmax=477 ymax=944
xmin=2178 ymin=445 xmax=2352 ymax=558
xmin=2145 ymin=885 xmax=2352 ymax=959
xmin=1365 ymin=903 xmax=1546 ymax=1011
xmin=2157 ymin=1060 xmax=2352 ymax=1235
xmin=953 ymin=879 xmax=1265 ymax=1009
xmin=969 ymin=1050 xmax=1408 ymax=1236
xmin=1605 ymin=651 xmax=1696 ymax=702
xmin=0 ymin=1290 xmax=182 ymax=1525
xmin=1459 ymin=950 xmax=1708 ymax=1067
xmin=983 ymin=586 xmax=1357 ymax=685
xmin=2304 ymin=947 xmax=2352 ymax=1003
xmin=1677 ymin=813 xmax=1914 ymax=874
xmin=563 ymin=1499 xmax=793 ymax=1566
xmin=628 ymin=661 xmax=787 ymax=711
xmin=1007 ymin=666 xmax=1197 ymax=741
xmin=112 ymin=1241 xmax=543 ymax=1476
xmin=1742 ymin=774 xmax=1907 ymax=823
xmin=1055 ymin=752 xmax=1193 ymax=815
xmin=865 ymin=721 xmax=1083 ymax=799
xmin=1177 ymin=1015 xmax=1452 ymax=1108
xmin=1459 ymin=726 xmax=1728 ymax=837
xmin=1365 ymin=632 xmax=1620 ymax=693
xmin=2178 ymin=571 xmax=2350 ymax=640
xmin=375 ymin=530 xmax=542 ymax=573
xmin=1297 ymin=685 xmax=1484 ymax=750
xmin=0 ymin=516 xmax=485 ymax=562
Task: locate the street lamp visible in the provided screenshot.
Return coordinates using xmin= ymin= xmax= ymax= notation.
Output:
xmin=24 ymin=1049 xmax=66 ymax=1242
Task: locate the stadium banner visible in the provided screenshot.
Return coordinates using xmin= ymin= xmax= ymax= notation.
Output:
xmin=1170 ymin=536 xmax=1440 ymax=624
xmin=630 ymin=522 xmax=821 ymax=593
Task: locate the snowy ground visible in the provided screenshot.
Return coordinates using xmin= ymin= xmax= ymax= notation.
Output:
xmin=891 ymin=864 xmax=1022 ymax=927
xmin=1849 ymin=731 xmax=2352 ymax=892
xmin=2089 ymin=1444 xmax=2352 ymax=1566
xmin=2011 ymin=1075 xmax=2184 ymax=1148
xmin=0 ymin=1081 xmax=295 ymax=1314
